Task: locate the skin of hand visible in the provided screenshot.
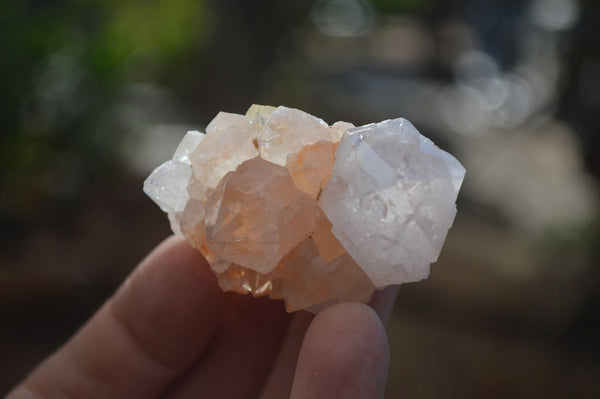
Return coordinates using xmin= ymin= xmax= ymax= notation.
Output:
xmin=7 ymin=236 xmax=398 ymax=399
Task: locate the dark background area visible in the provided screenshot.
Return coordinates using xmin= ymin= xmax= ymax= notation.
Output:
xmin=1 ymin=0 xmax=600 ymax=397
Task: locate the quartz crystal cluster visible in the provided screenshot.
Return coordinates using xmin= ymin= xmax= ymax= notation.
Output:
xmin=144 ymin=105 xmax=465 ymax=312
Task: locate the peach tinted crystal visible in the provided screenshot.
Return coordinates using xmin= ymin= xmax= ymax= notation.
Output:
xmin=144 ymin=105 xmax=465 ymax=312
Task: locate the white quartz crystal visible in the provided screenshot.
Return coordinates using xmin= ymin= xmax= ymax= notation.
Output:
xmin=258 ymin=106 xmax=332 ymax=166
xmin=190 ymin=112 xmax=260 ymax=198
xmin=145 ymin=130 xmax=206 ymax=234
xmin=319 ymin=118 xmax=466 ymax=287
xmin=173 ymin=130 xmax=204 ymax=165
xmin=143 ymin=160 xmax=192 ymax=213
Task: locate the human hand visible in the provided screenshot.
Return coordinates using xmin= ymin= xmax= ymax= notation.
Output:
xmin=7 ymin=236 xmax=397 ymax=399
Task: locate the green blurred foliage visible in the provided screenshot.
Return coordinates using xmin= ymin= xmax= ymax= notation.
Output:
xmin=0 ymin=0 xmax=208 ymax=211
xmin=91 ymin=0 xmax=207 ymax=80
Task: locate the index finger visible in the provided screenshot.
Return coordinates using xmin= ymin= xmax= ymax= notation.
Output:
xmin=8 ymin=236 xmax=228 ymax=399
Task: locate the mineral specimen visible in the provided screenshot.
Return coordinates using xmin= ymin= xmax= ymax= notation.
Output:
xmin=144 ymin=105 xmax=465 ymax=312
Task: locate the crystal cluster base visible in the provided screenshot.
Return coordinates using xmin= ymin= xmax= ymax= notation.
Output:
xmin=144 ymin=105 xmax=465 ymax=312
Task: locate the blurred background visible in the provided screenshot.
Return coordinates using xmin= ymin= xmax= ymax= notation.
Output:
xmin=1 ymin=0 xmax=599 ymax=397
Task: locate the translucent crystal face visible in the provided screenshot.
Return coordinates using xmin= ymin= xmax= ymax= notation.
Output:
xmin=319 ymin=119 xmax=465 ymax=287
xmin=204 ymin=157 xmax=316 ymax=274
xmin=143 ymin=105 xmax=465 ymax=313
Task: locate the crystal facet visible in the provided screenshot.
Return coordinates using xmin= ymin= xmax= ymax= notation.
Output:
xmin=319 ymin=119 xmax=465 ymax=287
xmin=204 ymin=157 xmax=316 ymax=274
xmin=144 ymin=105 xmax=465 ymax=312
